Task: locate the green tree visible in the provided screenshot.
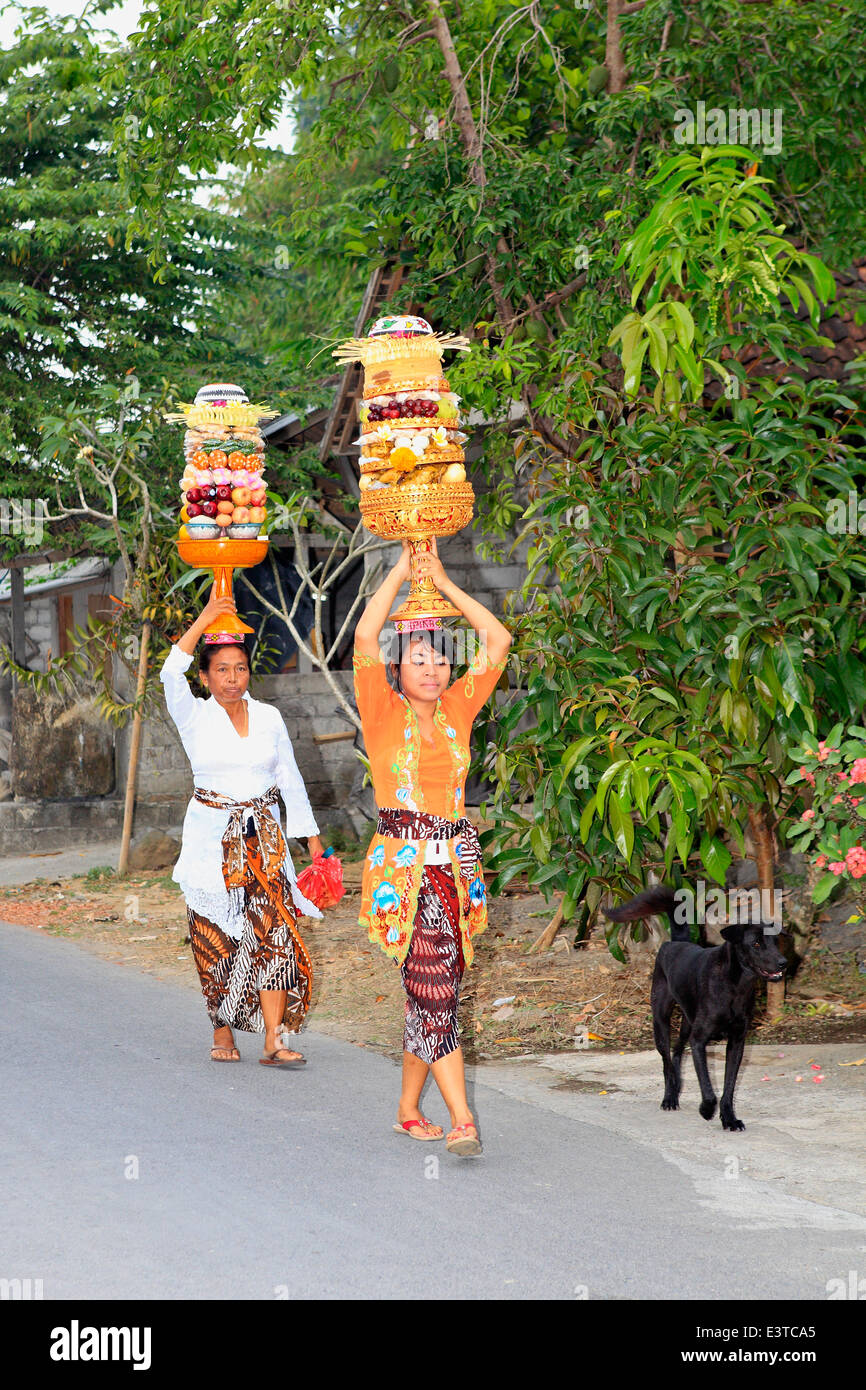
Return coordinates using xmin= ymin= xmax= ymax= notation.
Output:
xmin=0 ymin=4 xmax=289 ymax=494
xmin=112 ymin=1 xmax=866 ymax=958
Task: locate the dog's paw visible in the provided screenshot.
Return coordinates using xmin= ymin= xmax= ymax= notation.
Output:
xmin=699 ymin=1098 xmax=717 ymax=1121
xmin=722 ymin=1115 xmax=745 ymax=1132
xmin=661 ymin=1096 xmax=679 ymax=1111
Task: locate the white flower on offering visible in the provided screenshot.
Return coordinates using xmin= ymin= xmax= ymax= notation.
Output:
xmin=376 ymin=422 xmax=394 ymax=441
xmin=411 ymin=433 xmax=429 ymax=457
xmin=432 ymin=425 xmax=449 ymax=446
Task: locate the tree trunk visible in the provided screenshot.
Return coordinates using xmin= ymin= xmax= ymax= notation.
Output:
xmin=748 ymin=802 xmax=785 ymax=1020
xmin=529 ymin=898 xmax=564 ymax=953
xmin=605 ymin=0 xmax=629 ymax=94
xmin=427 ymin=0 xmax=515 ymax=326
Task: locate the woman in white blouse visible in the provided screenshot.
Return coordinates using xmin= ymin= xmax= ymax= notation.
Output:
xmin=160 ymin=587 xmax=323 ymax=1066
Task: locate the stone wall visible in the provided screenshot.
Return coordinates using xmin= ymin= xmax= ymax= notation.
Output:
xmin=0 ymin=797 xmax=126 ymax=857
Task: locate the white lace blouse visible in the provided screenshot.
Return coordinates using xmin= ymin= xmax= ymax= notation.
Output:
xmin=159 ymin=643 xmax=321 ymax=936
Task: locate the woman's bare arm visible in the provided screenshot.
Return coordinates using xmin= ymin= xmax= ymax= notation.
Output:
xmin=418 ymin=540 xmax=512 ymax=665
xmin=176 ymin=584 xmax=238 ymax=655
xmin=353 ymin=542 xmax=412 ymax=658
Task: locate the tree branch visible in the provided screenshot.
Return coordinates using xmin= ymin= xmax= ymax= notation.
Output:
xmin=606 ymin=0 xmax=629 ymax=93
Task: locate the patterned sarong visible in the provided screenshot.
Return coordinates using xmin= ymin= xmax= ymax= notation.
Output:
xmin=187 ymin=788 xmax=313 ymax=1033
xmin=377 ymin=809 xmax=471 ymax=1064
xmin=400 ymin=864 xmax=465 ymax=1064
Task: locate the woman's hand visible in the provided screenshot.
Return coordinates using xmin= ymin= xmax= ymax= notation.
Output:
xmin=392 ymin=540 xmax=412 ymax=584
xmin=354 ymin=541 xmax=412 ymax=657
xmin=414 ymin=536 xmax=447 ymax=590
xmin=307 ymin=835 xmax=324 ymax=861
xmin=200 ymin=583 xmax=237 ymax=627
xmin=176 ymin=583 xmax=238 ymax=654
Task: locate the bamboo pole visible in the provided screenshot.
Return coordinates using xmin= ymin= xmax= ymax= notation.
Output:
xmin=117 ymin=621 xmax=151 ymax=877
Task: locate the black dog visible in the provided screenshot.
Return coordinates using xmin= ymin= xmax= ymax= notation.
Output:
xmin=604 ymin=885 xmax=787 ymax=1131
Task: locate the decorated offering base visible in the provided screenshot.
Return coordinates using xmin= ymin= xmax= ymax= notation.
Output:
xmin=176 ymin=535 xmax=268 ymax=638
xmin=358 ymin=485 xmax=475 ymax=627
xmin=336 ymin=316 xmax=475 ymax=628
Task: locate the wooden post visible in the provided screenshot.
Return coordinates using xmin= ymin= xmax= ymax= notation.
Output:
xmin=117 ymin=621 xmax=150 ymax=877
xmin=10 ymin=564 xmax=25 ymax=667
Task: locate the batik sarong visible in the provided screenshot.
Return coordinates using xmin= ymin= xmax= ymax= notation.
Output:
xmin=187 ymin=790 xmax=313 ymax=1034
xmin=375 ymin=808 xmax=476 ymax=1064
xmin=400 ymin=863 xmax=465 ymax=1063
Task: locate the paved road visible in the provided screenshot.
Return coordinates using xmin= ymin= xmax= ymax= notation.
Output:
xmin=3 ymin=920 xmax=865 ymax=1300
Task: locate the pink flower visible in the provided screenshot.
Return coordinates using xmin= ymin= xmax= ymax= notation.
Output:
xmin=801 ymin=769 xmax=816 ymax=786
xmin=816 ymin=740 xmax=837 ymax=763
xmin=852 ymin=798 xmax=862 ymax=808
xmin=849 ymin=758 xmax=866 ymax=785
xmin=845 ymin=847 xmax=866 ymax=880
xmin=801 ymin=808 xmax=815 ymax=821
xmin=829 ymin=862 xmax=847 ymax=875
xmin=815 ymin=855 xmax=827 ymax=868
xmin=832 ymin=796 xmax=843 ymax=804
xmin=837 ymin=770 xmax=850 ymax=781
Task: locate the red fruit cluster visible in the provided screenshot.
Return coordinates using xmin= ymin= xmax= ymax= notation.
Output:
xmin=367 ymin=397 xmax=439 ymax=421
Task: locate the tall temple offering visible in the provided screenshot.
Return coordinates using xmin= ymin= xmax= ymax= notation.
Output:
xmin=165 ymin=383 xmax=278 ymax=643
xmin=333 ymin=315 xmax=474 ymax=630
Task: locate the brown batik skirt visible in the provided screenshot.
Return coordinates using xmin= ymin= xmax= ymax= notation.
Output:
xmin=186 ymin=826 xmax=313 ymax=1034
xmin=400 ymin=864 xmax=465 ymax=1065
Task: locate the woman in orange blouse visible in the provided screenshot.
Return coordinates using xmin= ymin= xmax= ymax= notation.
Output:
xmin=354 ymin=540 xmax=511 ymax=1156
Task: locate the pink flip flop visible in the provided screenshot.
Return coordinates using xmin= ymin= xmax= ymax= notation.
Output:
xmin=446 ymin=1122 xmax=482 ymax=1156
xmin=392 ymin=1116 xmax=443 ymax=1141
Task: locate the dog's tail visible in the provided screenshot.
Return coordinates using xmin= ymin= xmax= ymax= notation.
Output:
xmin=603 ymin=885 xmax=690 ymax=942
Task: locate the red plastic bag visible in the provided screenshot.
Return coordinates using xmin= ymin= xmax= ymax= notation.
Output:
xmin=295 ymin=849 xmax=345 ymax=910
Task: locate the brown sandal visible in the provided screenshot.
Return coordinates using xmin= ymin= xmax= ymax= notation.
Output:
xmin=260 ymin=1026 xmax=306 ymax=1068
xmin=260 ymin=1047 xmax=306 ymax=1068
xmin=211 ymin=1045 xmax=240 ymax=1062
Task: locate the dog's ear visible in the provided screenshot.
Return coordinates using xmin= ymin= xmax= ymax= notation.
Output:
xmin=720 ymin=924 xmax=745 ymax=944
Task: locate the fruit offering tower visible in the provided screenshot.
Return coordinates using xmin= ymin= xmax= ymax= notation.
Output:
xmin=333 ymin=315 xmax=475 ymax=629
xmin=165 ymin=383 xmax=279 ymax=642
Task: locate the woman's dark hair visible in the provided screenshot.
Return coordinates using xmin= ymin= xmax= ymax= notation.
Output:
xmin=198 ymin=639 xmax=251 ymax=675
xmin=386 ymin=628 xmax=454 ymax=694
